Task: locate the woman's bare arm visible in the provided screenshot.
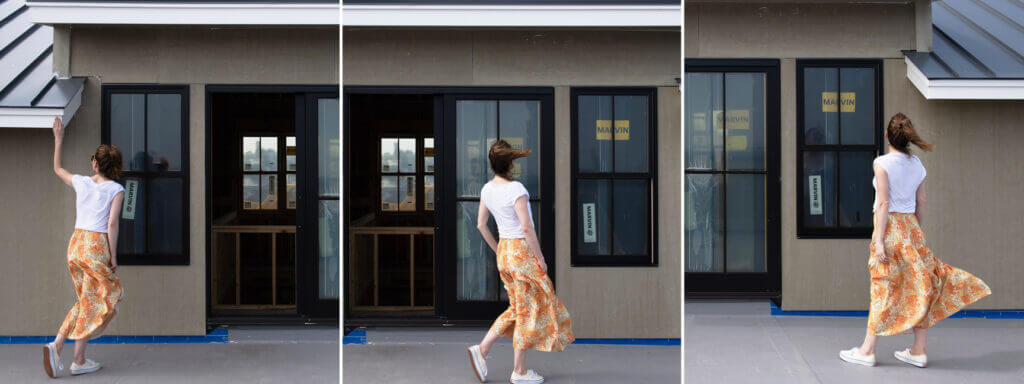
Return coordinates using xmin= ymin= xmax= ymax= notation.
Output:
xmin=477 ymin=202 xmax=498 ymax=254
xmin=106 ymin=191 xmax=124 ymax=272
xmin=513 ymin=196 xmax=546 ymax=272
xmin=52 ymin=117 xmax=73 ymax=186
xmin=872 ymin=163 xmax=891 ymax=264
xmin=915 ymin=180 xmax=926 ymax=226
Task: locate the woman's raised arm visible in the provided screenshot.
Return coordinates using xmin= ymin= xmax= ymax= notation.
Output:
xmin=52 ymin=117 xmax=73 ymax=186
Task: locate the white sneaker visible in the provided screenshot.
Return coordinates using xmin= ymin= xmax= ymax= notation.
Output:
xmin=894 ymin=349 xmax=927 ymax=368
xmin=70 ymin=359 xmax=101 ymax=375
xmin=468 ymin=345 xmax=487 ymax=382
xmin=839 ymin=347 xmax=876 ymax=367
xmin=43 ymin=342 xmax=63 ymax=378
xmin=510 ymin=369 xmax=544 ymax=384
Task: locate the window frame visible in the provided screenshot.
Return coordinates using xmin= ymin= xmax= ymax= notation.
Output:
xmin=796 ymin=59 xmax=884 ymax=239
xmin=570 ymin=87 xmax=658 ymax=267
xmin=376 ymin=133 xmax=433 ymax=214
xmin=101 ymin=84 xmax=190 ymax=265
xmin=239 ymin=134 xmax=297 ymax=214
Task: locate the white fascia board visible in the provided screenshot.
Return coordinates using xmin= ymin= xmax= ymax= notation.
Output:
xmin=342 ymin=4 xmax=681 ymax=27
xmin=0 ymin=86 xmax=83 ymax=129
xmin=26 ymin=2 xmax=339 ymax=26
xmin=906 ymin=57 xmax=1024 ymax=100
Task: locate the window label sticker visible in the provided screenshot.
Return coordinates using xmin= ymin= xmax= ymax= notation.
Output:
xmin=809 ymin=175 xmax=823 ymax=215
xmin=123 ymin=179 xmax=138 ymax=220
xmin=596 ymin=120 xmax=630 ymax=140
xmin=713 ymin=110 xmax=750 ymax=130
xmin=583 ymin=203 xmax=597 ymax=243
xmin=822 ymin=92 xmax=855 ymax=113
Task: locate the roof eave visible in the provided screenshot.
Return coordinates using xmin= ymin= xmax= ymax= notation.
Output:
xmin=906 ymin=56 xmax=1024 ymax=100
xmin=342 ymin=4 xmax=681 ymax=27
xmin=25 ymin=2 xmax=340 ymax=26
xmin=0 ymin=82 xmax=82 ymax=128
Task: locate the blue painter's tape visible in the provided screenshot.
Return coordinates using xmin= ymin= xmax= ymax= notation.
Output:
xmin=572 ymin=338 xmax=681 ymax=346
xmin=343 ymin=329 xmax=367 ymax=345
xmin=770 ymin=301 xmax=1024 ymax=319
xmin=0 ymin=329 xmax=229 ymax=344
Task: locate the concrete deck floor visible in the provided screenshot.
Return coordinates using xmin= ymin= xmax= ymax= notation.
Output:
xmin=686 ymin=300 xmax=1024 ymax=384
xmin=0 ymin=326 xmax=339 ymax=383
xmin=343 ymin=328 xmax=681 ymax=384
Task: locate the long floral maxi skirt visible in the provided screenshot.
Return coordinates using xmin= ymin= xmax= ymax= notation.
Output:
xmin=867 ymin=213 xmax=991 ymax=336
xmin=488 ymin=238 xmax=575 ymax=352
xmin=58 ymin=229 xmax=123 ymax=341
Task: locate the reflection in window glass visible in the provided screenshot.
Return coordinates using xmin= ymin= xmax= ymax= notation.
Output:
xmin=684 ymin=73 xmax=724 ymax=171
xmin=286 ymin=136 xmax=297 ymax=171
xmin=456 ymin=100 xmax=497 ymax=198
xmin=725 ymin=174 xmax=765 ymax=272
xmin=261 ymin=174 xmax=277 ymax=210
xmin=147 ymin=94 xmax=182 ymax=172
xmin=286 ymin=174 xmax=296 ymax=210
xmin=243 ymin=175 xmax=260 ymax=210
xmin=243 ymin=137 xmax=260 ymax=171
xmin=803 ymin=67 xmax=839 ymax=145
xmin=399 ymin=175 xmax=416 ymax=211
xmin=613 ymin=95 xmax=648 ymax=173
xmin=803 ymin=151 xmax=837 ymax=227
xmin=685 ymin=174 xmax=723 ymax=272
xmin=576 ymin=179 xmax=611 ymax=255
xmin=499 ymin=100 xmax=541 ymax=196
xmin=148 ymin=178 xmax=183 ymax=254
xmin=838 ymin=152 xmax=874 ymax=227
xmin=577 ymin=95 xmax=612 ymax=173
xmin=110 ymin=94 xmax=146 ymax=171
xmin=319 ymin=200 xmax=340 ymax=299
xmin=117 ymin=177 xmax=146 ymax=255
xmin=261 ymin=137 xmax=278 ymax=172
xmin=318 ymin=98 xmax=340 ymax=197
xmin=424 ymin=138 xmax=435 ymax=173
xmin=399 ymin=138 xmax=416 ymax=173
xmin=613 ymin=179 xmax=648 ymax=255
xmin=424 ymin=175 xmax=434 ymax=211
xmin=456 ymin=201 xmax=501 ymax=301
xmin=725 ymin=73 xmax=766 ymax=170
xmin=381 ymin=138 xmax=398 ymax=173
xmin=381 ymin=176 xmax=398 ymax=211
xmin=840 ymin=68 xmax=875 ymax=145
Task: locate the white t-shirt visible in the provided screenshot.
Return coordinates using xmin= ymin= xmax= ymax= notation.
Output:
xmin=480 ymin=180 xmax=534 ymax=239
xmin=872 ymin=152 xmax=926 ymax=213
xmin=72 ymin=174 xmax=125 ymax=233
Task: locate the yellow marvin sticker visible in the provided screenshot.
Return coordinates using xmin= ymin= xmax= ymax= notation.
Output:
xmin=713 ymin=110 xmax=750 ymax=131
xmin=726 ymin=135 xmax=748 ymax=151
xmin=822 ymin=92 xmax=855 ymax=113
xmin=596 ymin=120 xmax=630 ymax=140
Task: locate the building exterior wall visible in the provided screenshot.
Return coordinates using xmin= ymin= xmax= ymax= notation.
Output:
xmin=344 ymin=28 xmax=682 ymax=338
xmin=689 ymin=3 xmax=1024 ymax=310
xmin=0 ymin=26 xmax=337 ymax=335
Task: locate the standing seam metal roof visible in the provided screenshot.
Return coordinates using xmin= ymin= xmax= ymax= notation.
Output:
xmin=0 ymin=0 xmax=84 ymax=109
xmin=906 ymin=0 xmax=1024 ymax=79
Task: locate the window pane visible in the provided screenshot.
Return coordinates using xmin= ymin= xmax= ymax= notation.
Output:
xmin=318 ymin=98 xmax=340 ymax=197
xmin=110 ymin=94 xmax=146 ymax=171
xmin=839 ymin=151 xmax=874 ymax=227
xmin=576 ymin=179 xmax=611 ymax=255
xmin=381 ymin=138 xmax=398 ymax=173
xmin=399 ymin=138 xmax=417 ymax=173
xmin=286 ymin=136 xmax=297 ymax=171
xmin=261 ymin=174 xmax=278 ymax=210
xmin=399 ymin=175 xmax=416 ymax=211
xmin=148 ymin=177 xmax=183 ymax=255
xmin=725 ymin=73 xmax=766 ymax=170
xmin=286 ymin=174 xmax=297 ymax=209
xmin=685 ymin=174 xmax=722 ymax=272
xmin=840 ymin=68 xmax=875 ymax=145
xmin=456 ymin=201 xmax=500 ymax=301
xmin=117 ymin=177 xmax=146 ymax=255
xmin=613 ymin=95 xmax=649 ymax=173
xmin=319 ymin=200 xmax=340 ymax=299
xmin=243 ymin=175 xmax=260 ymax=210
xmin=381 ymin=176 xmax=398 ymax=212
xmin=500 ymin=100 xmax=541 ymax=196
xmin=803 ymin=67 xmax=839 ymax=145
xmin=684 ymin=73 xmax=723 ymax=170
xmin=424 ymin=138 xmax=435 ymax=173
xmin=456 ymin=100 xmax=497 ymax=198
xmin=613 ymin=179 xmax=648 ymax=255
xmin=260 ymin=136 xmax=278 ymax=172
xmin=146 ymin=93 xmax=182 ymax=172
xmin=726 ymin=174 xmax=765 ymax=272
xmin=577 ymin=95 xmax=612 ymax=173
xmin=424 ymin=175 xmax=435 ymax=211
xmin=243 ymin=137 xmax=260 ymax=171
xmin=803 ymin=151 xmax=837 ymax=227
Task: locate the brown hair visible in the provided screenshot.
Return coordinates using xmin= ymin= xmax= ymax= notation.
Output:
xmin=93 ymin=144 xmax=123 ymax=180
xmin=886 ymin=113 xmax=934 ymax=154
xmin=488 ymin=139 xmax=531 ymax=178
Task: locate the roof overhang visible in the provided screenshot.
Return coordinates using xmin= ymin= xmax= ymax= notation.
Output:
xmin=342 ymin=4 xmax=681 ymax=27
xmin=906 ymin=57 xmax=1024 ymax=100
xmin=0 ymin=82 xmax=82 ymax=128
xmin=25 ymin=2 xmax=339 ymax=25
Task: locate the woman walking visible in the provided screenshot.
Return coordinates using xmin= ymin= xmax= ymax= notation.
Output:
xmin=43 ymin=117 xmax=125 ymax=378
xmin=839 ymin=113 xmax=990 ymax=368
xmin=467 ymin=140 xmax=574 ymax=384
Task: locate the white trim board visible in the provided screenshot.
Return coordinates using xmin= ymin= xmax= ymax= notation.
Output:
xmin=26 ymin=2 xmax=339 ymax=25
xmin=906 ymin=57 xmax=1024 ymax=100
xmin=342 ymin=4 xmax=681 ymax=27
xmin=0 ymin=87 xmax=83 ymax=129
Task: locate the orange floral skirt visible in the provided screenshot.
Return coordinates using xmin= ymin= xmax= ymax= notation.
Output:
xmin=59 ymin=229 xmax=123 ymax=341
xmin=488 ymin=238 xmax=574 ymax=352
xmin=867 ymin=213 xmax=991 ymax=336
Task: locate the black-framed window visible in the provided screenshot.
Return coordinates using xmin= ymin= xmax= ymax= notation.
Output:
xmin=797 ymin=60 xmax=882 ymax=238
xmin=241 ymin=135 xmax=296 ymax=212
xmin=102 ymin=85 xmax=189 ymax=265
xmin=571 ymin=87 xmax=657 ymax=267
xmin=379 ymin=135 xmax=434 ymax=213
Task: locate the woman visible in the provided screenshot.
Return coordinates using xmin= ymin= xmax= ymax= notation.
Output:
xmin=467 ymin=140 xmax=574 ymax=384
xmin=839 ymin=113 xmax=990 ymax=368
xmin=43 ymin=117 xmax=125 ymax=378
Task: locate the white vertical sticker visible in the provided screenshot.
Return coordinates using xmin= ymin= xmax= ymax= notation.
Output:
xmin=583 ymin=203 xmax=596 ymax=243
xmin=123 ymin=179 xmax=138 ymax=220
xmin=809 ymin=175 xmax=822 ymax=215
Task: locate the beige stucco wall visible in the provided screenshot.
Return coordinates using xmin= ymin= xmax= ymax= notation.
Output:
xmin=690 ymin=3 xmax=1024 ymax=310
xmin=0 ymin=26 xmax=337 ymax=335
xmin=344 ymin=28 xmax=681 ymax=338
